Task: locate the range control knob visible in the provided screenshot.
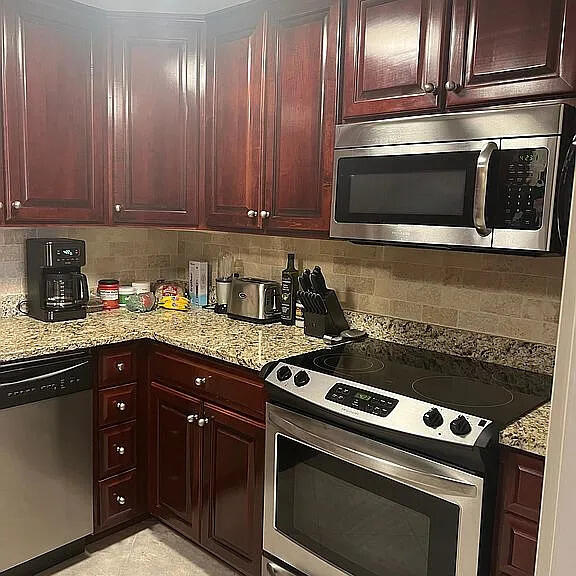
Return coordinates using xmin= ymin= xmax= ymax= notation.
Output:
xmin=423 ymin=408 xmax=444 ymax=429
xmin=450 ymin=415 xmax=472 ymax=437
xmin=294 ymin=371 xmax=310 ymax=387
xmin=276 ymin=366 xmax=293 ymax=382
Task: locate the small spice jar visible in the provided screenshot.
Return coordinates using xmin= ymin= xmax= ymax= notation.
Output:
xmin=119 ymin=286 xmax=136 ymax=307
xmin=98 ymin=279 xmax=120 ymax=310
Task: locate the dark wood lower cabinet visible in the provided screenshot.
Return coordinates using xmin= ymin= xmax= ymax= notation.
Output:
xmin=493 ymin=448 xmax=545 ymax=576
xmin=149 ymin=382 xmax=203 ymax=543
xmin=201 ymin=404 xmax=265 ymax=576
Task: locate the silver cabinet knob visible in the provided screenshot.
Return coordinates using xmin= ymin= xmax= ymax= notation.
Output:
xmin=116 ymin=362 xmax=125 ymax=372
xmin=116 ymin=446 xmax=125 ymax=455
xmin=11 ymin=200 xmax=21 ymax=210
xmin=247 ymin=209 xmax=257 ymax=218
xmin=423 ymin=82 xmax=436 ymax=94
xmin=116 ymin=401 xmax=126 ymax=411
xmin=197 ymin=417 xmax=210 ymax=428
xmin=116 ymin=495 xmax=126 ymax=505
xmin=187 ymin=414 xmax=198 ymax=424
xmin=260 ymin=210 xmax=270 ymax=219
xmin=445 ymin=80 xmax=460 ymax=92
xmin=114 ymin=204 xmax=123 ymax=213
xmin=195 ymin=377 xmax=206 ymax=387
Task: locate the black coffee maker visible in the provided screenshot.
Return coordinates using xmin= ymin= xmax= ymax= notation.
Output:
xmin=26 ymin=238 xmax=90 ymax=322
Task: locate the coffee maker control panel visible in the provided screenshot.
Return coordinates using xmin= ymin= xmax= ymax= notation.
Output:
xmin=54 ymin=247 xmax=82 ymax=266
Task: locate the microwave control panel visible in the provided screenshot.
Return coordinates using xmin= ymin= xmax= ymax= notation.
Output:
xmin=494 ymin=148 xmax=549 ymax=230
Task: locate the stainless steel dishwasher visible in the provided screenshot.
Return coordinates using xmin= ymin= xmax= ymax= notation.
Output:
xmin=0 ymin=351 xmax=93 ymax=575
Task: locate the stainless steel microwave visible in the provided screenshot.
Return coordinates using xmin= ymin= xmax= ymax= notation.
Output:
xmin=331 ymin=103 xmax=576 ymax=253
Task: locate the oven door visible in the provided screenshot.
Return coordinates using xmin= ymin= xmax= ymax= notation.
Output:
xmin=264 ymin=404 xmax=484 ymax=576
xmin=331 ymin=140 xmax=500 ymax=249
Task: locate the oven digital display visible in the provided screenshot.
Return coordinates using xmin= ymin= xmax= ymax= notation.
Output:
xmin=326 ymin=384 xmax=398 ymax=417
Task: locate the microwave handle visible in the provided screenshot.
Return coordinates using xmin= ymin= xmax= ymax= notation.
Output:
xmin=473 ymin=141 xmax=498 ymax=237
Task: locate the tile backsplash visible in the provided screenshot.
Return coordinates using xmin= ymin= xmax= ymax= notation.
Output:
xmin=177 ymin=230 xmax=564 ymax=345
xmin=0 ymin=227 xmax=180 ymax=296
xmin=0 ymin=227 xmax=564 ymax=345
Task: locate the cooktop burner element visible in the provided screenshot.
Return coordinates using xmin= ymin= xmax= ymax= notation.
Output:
xmin=262 ymin=338 xmax=552 ymax=447
xmin=412 ymin=376 xmax=515 ymax=409
xmin=313 ymin=353 xmax=385 ymax=375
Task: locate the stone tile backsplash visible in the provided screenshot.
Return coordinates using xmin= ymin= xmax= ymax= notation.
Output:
xmin=0 ymin=227 xmax=565 ymax=345
xmin=177 ymin=230 xmax=564 ymax=345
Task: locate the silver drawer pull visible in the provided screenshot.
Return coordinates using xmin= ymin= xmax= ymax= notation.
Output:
xmin=116 ymin=401 xmax=127 ymax=411
xmin=116 ymin=495 xmax=126 ymax=505
xmin=195 ymin=377 xmax=206 ymax=387
xmin=116 ymin=446 xmax=125 ymax=455
xmin=116 ymin=362 xmax=125 ymax=372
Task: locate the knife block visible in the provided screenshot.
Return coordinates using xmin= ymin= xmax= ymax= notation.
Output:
xmin=299 ymin=290 xmax=350 ymax=339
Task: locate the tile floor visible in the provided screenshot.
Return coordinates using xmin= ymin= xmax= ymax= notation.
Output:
xmin=38 ymin=521 xmax=239 ymax=576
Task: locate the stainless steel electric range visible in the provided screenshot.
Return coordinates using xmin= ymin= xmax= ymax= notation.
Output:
xmin=260 ymin=339 xmax=551 ymax=576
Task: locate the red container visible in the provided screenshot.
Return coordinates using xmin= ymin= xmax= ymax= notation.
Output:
xmin=98 ymin=279 xmax=120 ymax=310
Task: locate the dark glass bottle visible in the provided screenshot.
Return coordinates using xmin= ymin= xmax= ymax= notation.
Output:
xmin=281 ymin=253 xmax=298 ymax=325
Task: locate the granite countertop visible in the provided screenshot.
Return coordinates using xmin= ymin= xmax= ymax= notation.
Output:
xmin=0 ymin=308 xmax=551 ymax=457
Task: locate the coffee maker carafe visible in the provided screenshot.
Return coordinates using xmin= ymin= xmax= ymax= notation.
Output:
xmin=26 ymin=238 xmax=90 ymax=322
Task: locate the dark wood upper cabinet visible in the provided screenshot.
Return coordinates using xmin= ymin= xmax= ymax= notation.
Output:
xmin=110 ymin=16 xmax=203 ymax=226
xmin=263 ymin=0 xmax=341 ymax=234
xmin=149 ymin=382 xmax=202 ymax=543
xmin=203 ymin=7 xmax=266 ymax=231
xmin=447 ymin=0 xmax=576 ymax=107
xmin=1 ymin=0 xmax=107 ymax=224
xmin=201 ymin=403 xmax=265 ymax=576
xmin=342 ymin=0 xmax=449 ymax=119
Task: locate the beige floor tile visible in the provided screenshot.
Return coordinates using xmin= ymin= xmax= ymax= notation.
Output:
xmin=37 ymin=522 xmax=239 ymax=576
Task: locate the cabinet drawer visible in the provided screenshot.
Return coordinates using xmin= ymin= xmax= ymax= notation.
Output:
xmin=502 ymin=451 xmax=544 ymax=523
xmin=100 ymin=347 xmax=137 ymax=388
xmin=98 ymin=383 xmax=137 ymax=427
xmin=150 ymin=348 xmax=265 ymax=419
xmin=98 ymin=422 xmax=137 ymax=479
xmin=495 ymin=513 xmax=538 ymax=576
xmin=97 ymin=469 xmax=141 ymax=531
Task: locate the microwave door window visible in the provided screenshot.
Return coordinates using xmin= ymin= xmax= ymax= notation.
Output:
xmin=335 ymin=152 xmax=479 ymax=227
xmin=275 ymin=436 xmax=460 ymax=576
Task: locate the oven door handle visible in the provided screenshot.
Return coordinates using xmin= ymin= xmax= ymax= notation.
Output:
xmin=473 ymin=141 xmax=498 ymax=237
xmin=270 ymin=410 xmax=479 ymax=498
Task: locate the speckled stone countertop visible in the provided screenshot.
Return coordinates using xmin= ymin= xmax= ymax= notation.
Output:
xmin=0 ymin=308 xmax=553 ymax=457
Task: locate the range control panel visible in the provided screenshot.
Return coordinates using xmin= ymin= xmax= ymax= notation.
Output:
xmin=495 ymin=148 xmax=549 ymax=230
xmin=326 ymin=383 xmax=399 ymax=417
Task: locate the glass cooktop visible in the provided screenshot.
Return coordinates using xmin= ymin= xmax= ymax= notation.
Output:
xmin=282 ymin=338 xmax=552 ymax=426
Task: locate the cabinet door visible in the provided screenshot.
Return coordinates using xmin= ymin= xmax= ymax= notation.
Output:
xmin=342 ymin=0 xmax=448 ymax=119
xmin=149 ymin=382 xmax=202 ymax=542
xmin=263 ymin=0 xmax=340 ymax=234
xmin=447 ymin=0 xmax=576 ymax=107
xmin=1 ymin=0 xmax=106 ymax=224
xmin=201 ymin=403 xmax=265 ymax=576
xmin=204 ymin=8 xmax=265 ymax=231
xmin=111 ymin=17 xmax=202 ymax=226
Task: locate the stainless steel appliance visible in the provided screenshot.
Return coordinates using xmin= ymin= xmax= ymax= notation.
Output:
xmin=227 ymin=277 xmax=281 ymax=324
xmin=331 ymin=102 xmax=576 ymax=253
xmin=0 ymin=352 xmax=93 ymax=575
xmin=261 ymin=340 xmax=552 ymax=576
xmin=26 ymin=238 xmax=90 ymax=322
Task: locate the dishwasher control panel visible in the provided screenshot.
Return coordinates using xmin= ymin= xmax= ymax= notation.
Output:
xmin=0 ymin=353 xmax=92 ymax=410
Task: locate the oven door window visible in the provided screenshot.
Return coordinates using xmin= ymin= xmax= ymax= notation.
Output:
xmin=275 ymin=435 xmax=460 ymax=576
xmin=335 ymin=151 xmax=480 ymax=227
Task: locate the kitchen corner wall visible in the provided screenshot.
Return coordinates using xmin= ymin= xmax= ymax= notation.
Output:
xmin=0 ymin=227 xmax=564 ymax=345
xmin=177 ymin=230 xmax=564 ymax=346
xmin=0 ymin=227 xmax=180 ymax=296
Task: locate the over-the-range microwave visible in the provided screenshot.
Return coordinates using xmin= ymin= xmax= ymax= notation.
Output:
xmin=331 ymin=103 xmax=576 ymax=254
